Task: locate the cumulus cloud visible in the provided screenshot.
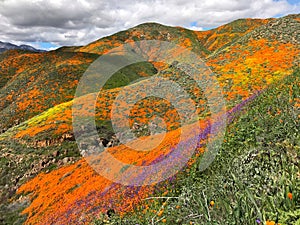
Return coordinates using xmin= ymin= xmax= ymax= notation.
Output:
xmin=0 ymin=0 xmax=299 ymax=49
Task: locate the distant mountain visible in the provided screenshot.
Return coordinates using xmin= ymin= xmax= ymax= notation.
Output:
xmin=0 ymin=41 xmax=45 ymax=53
xmin=0 ymin=13 xmax=299 ymax=225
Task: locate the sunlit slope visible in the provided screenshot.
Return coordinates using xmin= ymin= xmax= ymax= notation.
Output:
xmin=207 ymin=14 xmax=300 ymax=106
xmin=0 ymin=13 xmax=299 ymax=225
xmin=1 ymin=14 xmax=298 ymax=134
xmin=0 ymin=50 xmax=157 ymax=133
xmin=1 ymin=64 xmax=210 ymax=142
xmin=75 ymin=18 xmax=272 ymax=59
xmin=76 ymin=22 xmax=210 ymax=57
xmin=2 ymin=14 xmax=299 ymax=144
xmin=0 ymin=50 xmax=98 ymax=132
xmin=16 ymin=69 xmax=300 ymax=225
xmin=195 ymin=18 xmax=271 ymax=53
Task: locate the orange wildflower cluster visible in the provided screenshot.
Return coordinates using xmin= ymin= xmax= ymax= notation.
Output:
xmin=18 ymin=122 xmax=202 ymax=224
xmin=10 ymin=16 xmax=300 ymax=224
xmin=0 ymin=50 xmax=96 ymax=132
xmin=208 ymin=39 xmax=299 ymax=102
xmin=195 ymin=18 xmax=270 ymax=52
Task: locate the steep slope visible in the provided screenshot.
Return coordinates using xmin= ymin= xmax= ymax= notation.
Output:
xmin=2 ymin=14 xmax=298 ymax=144
xmin=76 ymin=18 xmax=271 ymax=58
xmin=1 ymin=15 xmax=292 ymax=134
xmin=76 ymin=22 xmax=210 ymax=57
xmin=0 ymin=50 xmax=98 ymax=132
xmin=0 ymin=50 xmax=157 ymax=133
xmin=15 ymin=69 xmax=299 ymax=224
xmin=0 ymin=14 xmax=299 ymax=225
xmin=1 ymin=63 xmax=208 ymax=143
xmin=95 ymin=69 xmax=300 ymax=224
xmin=195 ymin=18 xmax=271 ymax=53
xmin=207 ymin=14 xmax=300 ymax=106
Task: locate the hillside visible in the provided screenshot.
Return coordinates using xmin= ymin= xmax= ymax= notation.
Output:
xmin=0 ymin=13 xmax=299 ymax=225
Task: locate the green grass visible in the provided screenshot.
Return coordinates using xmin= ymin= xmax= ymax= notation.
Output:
xmin=0 ymin=138 xmax=80 ymax=224
xmin=93 ymin=70 xmax=299 ymax=224
xmin=103 ymin=62 xmax=157 ymax=90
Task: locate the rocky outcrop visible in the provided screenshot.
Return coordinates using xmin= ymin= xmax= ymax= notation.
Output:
xmin=239 ymin=14 xmax=300 ymax=45
xmin=28 ymin=133 xmax=75 ymax=148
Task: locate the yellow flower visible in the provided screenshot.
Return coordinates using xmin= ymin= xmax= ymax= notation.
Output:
xmin=210 ymin=200 xmax=215 ymax=207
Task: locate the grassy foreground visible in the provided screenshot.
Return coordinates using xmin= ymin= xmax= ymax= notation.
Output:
xmin=94 ymin=70 xmax=299 ymax=224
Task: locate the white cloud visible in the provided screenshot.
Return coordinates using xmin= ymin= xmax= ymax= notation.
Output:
xmin=0 ymin=0 xmax=298 ymax=49
xmin=189 ymin=26 xmax=204 ymax=31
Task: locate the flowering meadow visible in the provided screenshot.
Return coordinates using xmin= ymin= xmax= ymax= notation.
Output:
xmin=0 ymin=14 xmax=299 ymax=225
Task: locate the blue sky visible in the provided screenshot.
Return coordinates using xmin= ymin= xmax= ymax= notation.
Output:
xmin=30 ymin=42 xmax=59 ymax=51
xmin=190 ymin=0 xmax=300 ymax=30
xmin=275 ymin=0 xmax=300 ymax=17
xmin=189 ymin=21 xmax=218 ymax=31
xmin=287 ymin=0 xmax=300 ymax=4
xmin=0 ymin=0 xmax=299 ymax=50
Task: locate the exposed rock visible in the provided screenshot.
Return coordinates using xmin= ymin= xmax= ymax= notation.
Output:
xmin=62 ymin=157 xmax=70 ymax=164
xmin=100 ymin=138 xmax=109 ymax=147
xmin=52 ymin=150 xmax=59 ymax=157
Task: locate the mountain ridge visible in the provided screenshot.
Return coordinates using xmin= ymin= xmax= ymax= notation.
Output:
xmin=0 ymin=41 xmax=45 ymax=53
xmin=0 ymin=13 xmax=299 ymax=225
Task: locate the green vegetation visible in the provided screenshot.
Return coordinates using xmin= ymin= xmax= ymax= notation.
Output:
xmin=0 ymin=14 xmax=299 ymax=225
xmin=93 ymin=70 xmax=299 ymax=224
xmin=103 ymin=62 xmax=157 ymax=89
xmin=0 ymin=138 xmax=80 ymax=224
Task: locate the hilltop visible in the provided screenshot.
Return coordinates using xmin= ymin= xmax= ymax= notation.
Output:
xmin=0 ymin=13 xmax=299 ymax=225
